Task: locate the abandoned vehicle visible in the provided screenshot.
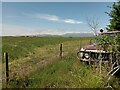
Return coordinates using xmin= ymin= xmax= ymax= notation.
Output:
xmin=77 ymin=30 xmax=120 ymax=64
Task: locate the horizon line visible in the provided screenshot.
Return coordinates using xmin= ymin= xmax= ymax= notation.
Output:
xmin=1 ymin=32 xmax=94 ymax=36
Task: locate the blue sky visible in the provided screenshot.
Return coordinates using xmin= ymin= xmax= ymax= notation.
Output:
xmin=2 ymin=2 xmax=114 ymax=36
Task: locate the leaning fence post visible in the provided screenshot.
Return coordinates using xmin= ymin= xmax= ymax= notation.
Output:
xmin=4 ymin=52 xmax=9 ymax=84
xmin=60 ymin=44 xmax=63 ymax=58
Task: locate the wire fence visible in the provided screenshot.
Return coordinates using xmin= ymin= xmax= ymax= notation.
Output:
xmin=2 ymin=39 xmax=91 ymax=87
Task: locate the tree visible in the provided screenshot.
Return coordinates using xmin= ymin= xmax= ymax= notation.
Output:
xmin=105 ymin=1 xmax=120 ymax=88
xmin=106 ymin=1 xmax=120 ymax=31
xmin=105 ymin=1 xmax=120 ymax=60
xmin=86 ymin=17 xmax=99 ymax=36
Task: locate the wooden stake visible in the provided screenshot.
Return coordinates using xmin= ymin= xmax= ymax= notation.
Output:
xmin=79 ymin=40 xmax=82 ymax=51
xmin=4 ymin=52 xmax=9 ymax=84
xmin=109 ymin=53 xmax=113 ymax=69
xmin=90 ymin=39 xmax=91 ymax=45
xmin=60 ymin=44 xmax=63 ymax=58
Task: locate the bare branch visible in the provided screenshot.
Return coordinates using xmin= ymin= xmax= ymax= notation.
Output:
xmin=86 ymin=17 xmax=99 ymax=36
xmin=107 ymin=67 xmax=120 ymax=82
xmin=107 ymin=66 xmax=119 ymax=76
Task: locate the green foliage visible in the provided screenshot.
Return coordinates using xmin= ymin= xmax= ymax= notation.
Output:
xmin=106 ymin=1 xmax=120 ymax=31
xmin=3 ymin=74 xmax=30 ymax=88
xmin=97 ymin=34 xmax=111 ymax=51
xmin=105 ymin=0 xmax=120 ymax=62
xmin=108 ymin=76 xmax=120 ymax=89
xmin=105 ymin=1 xmax=120 ymax=59
xmin=104 ymin=2 xmax=120 ymax=86
xmin=116 ymin=34 xmax=120 ymax=51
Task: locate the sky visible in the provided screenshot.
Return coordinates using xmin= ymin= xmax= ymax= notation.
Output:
xmin=2 ymin=2 xmax=114 ymax=36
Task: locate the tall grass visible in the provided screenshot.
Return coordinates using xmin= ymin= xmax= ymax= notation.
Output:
xmin=3 ymin=36 xmax=105 ymax=88
xmin=28 ymin=52 xmax=104 ymax=88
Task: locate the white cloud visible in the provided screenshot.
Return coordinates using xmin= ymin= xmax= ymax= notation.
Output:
xmin=34 ymin=14 xmax=59 ymax=21
xmin=63 ymin=19 xmax=82 ymax=24
xmin=29 ymin=13 xmax=83 ymax=24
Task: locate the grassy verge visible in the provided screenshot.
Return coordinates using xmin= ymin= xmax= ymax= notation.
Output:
xmin=28 ymin=52 xmax=104 ymax=88
xmin=2 ymin=36 xmax=106 ymax=88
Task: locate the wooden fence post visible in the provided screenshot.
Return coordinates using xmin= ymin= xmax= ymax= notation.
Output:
xmin=109 ymin=53 xmax=113 ymax=68
xmin=90 ymin=39 xmax=91 ymax=45
xmin=89 ymin=51 xmax=91 ymax=65
xmin=60 ymin=44 xmax=63 ymax=58
xmin=4 ymin=52 xmax=9 ymax=84
xmin=79 ymin=40 xmax=82 ymax=50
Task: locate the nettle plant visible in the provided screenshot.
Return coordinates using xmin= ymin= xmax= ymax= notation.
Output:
xmin=98 ymin=34 xmax=112 ymax=51
xmin=97 ymin=33 xmax=120 ymax=87
xmin=112 ymin=34 xmax=120 ymax=65
xmin=98 ymin=33 xmax=120 ymax=61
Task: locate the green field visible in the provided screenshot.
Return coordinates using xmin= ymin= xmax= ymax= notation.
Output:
xmin=2 ymin=36 xmax=119 ymax=88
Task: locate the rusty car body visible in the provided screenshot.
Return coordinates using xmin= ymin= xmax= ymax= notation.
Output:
xmin=77 ymin=31 xmax=120 ymax=63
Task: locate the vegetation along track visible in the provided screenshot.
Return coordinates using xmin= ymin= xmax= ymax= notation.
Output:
xmin=2 ymin=37 xmax=107 ymax=88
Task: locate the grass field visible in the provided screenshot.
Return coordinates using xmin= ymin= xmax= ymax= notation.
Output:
xmin=2 ymin=36 xmax=119 ymax=88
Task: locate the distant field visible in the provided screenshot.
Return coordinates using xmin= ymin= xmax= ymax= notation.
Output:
xmin=2 ymin=36 xmax=119 ymax=88
xmin=2 ymin=36 xmax=92 ymax=61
